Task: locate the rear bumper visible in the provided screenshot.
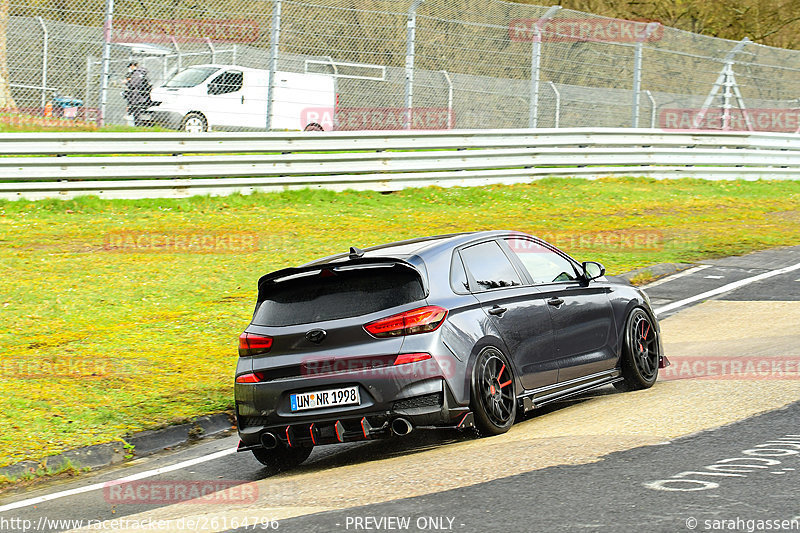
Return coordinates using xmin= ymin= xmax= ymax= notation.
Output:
xmin=236 ymin=377 xmax=470 ymax=449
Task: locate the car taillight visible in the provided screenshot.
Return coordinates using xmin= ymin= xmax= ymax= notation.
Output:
xmin=364 ymin=306 xmax=448 ymax=338
xmin=235 ymin=372 xmax=265 ymax=383
xmin=238 ymin=332 xmax=273 ymax=357
xmin=393 ymin=352 xmax=432 ymax=365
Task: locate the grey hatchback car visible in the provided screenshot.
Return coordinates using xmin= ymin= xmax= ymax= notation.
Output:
xmin=235 ymin=231 xmax=666 ymax=471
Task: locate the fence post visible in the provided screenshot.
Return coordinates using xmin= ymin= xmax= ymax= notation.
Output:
xmin=205 ymin=38 xmax=216 ymax=64
xmin=170 ymin=36 xmax=182 ymax=70
xmin=266 ymin=0 xmax=282 ymax=130
xmin=85 ymin=56 xmax=93 ymax=121
xmin=529 ymin=5 xmax=560 ymax=129
xmin=645 ymin=90 xmax=656 ymax=128
xmin=36 ymin=17 xmax=48 ymax=111
xmin=632 ymin=22 xmax=659 ymax=128
xmin=404 ymin=0 xmax=424 ymax=130
xmin=440 ymin=70 xmax=453 ymax=129
xmin=99 ymin=0 xmax=114 ymax=127
xmin=547 ymin=81 xmax=560 ymax=128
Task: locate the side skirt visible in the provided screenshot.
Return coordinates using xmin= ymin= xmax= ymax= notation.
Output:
xmin=518 ymin=369 xmax=622 ymax=412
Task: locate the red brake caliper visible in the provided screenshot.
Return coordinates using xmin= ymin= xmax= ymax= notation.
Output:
xmin=498 ymin=363 xmax=512 ymax=389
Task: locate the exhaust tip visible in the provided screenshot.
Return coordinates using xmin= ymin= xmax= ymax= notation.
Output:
xmin=260 ymin=431 xmax=278 ymax=449
xmin=391 ymin=417 xmax=413 ymax=436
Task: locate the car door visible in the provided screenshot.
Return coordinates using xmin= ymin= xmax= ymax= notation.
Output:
xmin=204 ymin=70 xmax=245 ymax=129
xmin=459 ymin=239 xmax=558 ymax=390
xmin=503 ymin=236 xmax=617 ymax=383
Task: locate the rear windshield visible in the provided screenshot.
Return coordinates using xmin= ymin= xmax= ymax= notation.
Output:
xmin=253 ymin=265 xmax=425 ymax=326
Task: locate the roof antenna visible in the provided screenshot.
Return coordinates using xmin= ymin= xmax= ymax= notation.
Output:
xmin=349 ymin=247 xmax=365 ymax=259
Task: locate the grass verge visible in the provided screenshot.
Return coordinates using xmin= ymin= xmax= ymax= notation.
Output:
xmin=1 ymin=177 xmax=799 ymax=467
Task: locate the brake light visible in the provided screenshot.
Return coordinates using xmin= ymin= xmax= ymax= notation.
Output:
xmin=393 ymin=353 xmax=432 ymax=365
xmin=364 ymin=306 xmax=448 ymax=338
xmin=238 ymin=332 xmax=273 ymax=357
xmin=235 ymin=372 xmax=265 ymax=383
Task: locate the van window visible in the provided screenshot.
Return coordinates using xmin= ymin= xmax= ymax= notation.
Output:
xmin=164 ymin=67 xmax=219 ymax=88
xmin=253 ymin=265 xmax=425 ymax=326
xmin=208 ymin=71 xmax=243 ymax=95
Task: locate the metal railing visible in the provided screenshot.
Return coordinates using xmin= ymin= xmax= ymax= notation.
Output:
xmin=1 ymin=128 xmax=800 ymax=200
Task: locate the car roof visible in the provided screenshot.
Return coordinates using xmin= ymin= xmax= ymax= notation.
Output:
xmin=303 ymin=230 xmax=514 ymax=266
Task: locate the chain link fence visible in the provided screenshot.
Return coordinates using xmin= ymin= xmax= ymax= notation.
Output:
xmin=3 ymin=0 xmax=800 ymax=132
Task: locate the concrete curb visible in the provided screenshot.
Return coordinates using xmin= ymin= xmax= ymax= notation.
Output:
xmin=0 ymin=412 xmax=234 ymax=481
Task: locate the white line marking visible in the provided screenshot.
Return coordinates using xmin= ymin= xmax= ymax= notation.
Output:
xmin=640 ymin=265 xmax=711 ymax=290
xmin=704 ymin=275 xmax=724 ymax=279
xmin=0 ymin=447 xmax=236 ymax=513
xmin=654 ymin=261 xmax=800 ymax=316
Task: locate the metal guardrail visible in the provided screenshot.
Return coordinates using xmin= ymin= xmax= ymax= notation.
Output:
xmin=2 ymin=128 xmax=800 ymax=200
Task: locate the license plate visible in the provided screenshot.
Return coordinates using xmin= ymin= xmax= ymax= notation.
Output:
xmin=290 ymin=386 xmax=360 ymax=412
xmin=139 ymin=113 xmax=152 ymax=120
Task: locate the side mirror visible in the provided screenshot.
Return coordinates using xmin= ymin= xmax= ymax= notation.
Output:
xmin=582 ymin=261 xmax=605 ymax=281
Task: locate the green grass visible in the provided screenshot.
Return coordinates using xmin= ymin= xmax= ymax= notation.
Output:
xmin=1 ymin=177 xmax=799 ymax=468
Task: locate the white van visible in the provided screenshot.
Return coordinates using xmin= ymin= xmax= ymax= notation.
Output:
xmin=142 ymin=64 xmax=336 ymax=132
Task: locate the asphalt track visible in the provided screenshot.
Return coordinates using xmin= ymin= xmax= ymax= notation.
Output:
xmin=1 ymin=246 xmax=798 ymax=533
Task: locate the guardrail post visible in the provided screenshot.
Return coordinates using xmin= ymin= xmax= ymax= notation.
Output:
xmin=404 ymin=0 xmax=424 ymax=130
xmin=266 ymin=0 xmax=282 ymax=131
xmin=632 ymin=22 xmax=659 ymax=128
xmin=529 ymin=5 xmax=560 ymax=129
xmin=99 ymin=0 xmax=114 ymax=127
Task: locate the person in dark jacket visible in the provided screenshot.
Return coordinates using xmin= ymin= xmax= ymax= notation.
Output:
xmin=124 ymin=61 xmax=152 ymax=126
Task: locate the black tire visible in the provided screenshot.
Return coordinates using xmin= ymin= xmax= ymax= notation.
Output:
xmin=180 ymin=112 xmax=207 ymax=133
xmin=470 ymin=346 xmax=517 ymax=436
xmin=251 ymin=444 xmax=312 ymax=474
xmin=614 ymin=307 xmax=660 ymax=392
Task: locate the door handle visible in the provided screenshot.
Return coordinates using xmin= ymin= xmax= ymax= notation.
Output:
xmin=547 ymin=297 xmax=564 ymax=307
xmin=488 ymin=305 xmax=507 ymax=316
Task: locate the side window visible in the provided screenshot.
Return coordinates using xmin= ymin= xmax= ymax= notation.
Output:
xmin=208 ymin=71 xmax=243 ymax=95
xmin=505 ymin=237 xmax=579 ymax=284
xmin=450 ymin=252 xmax=469 ymax=293
xmin=460 ymin=241 xmax=522 ymax=291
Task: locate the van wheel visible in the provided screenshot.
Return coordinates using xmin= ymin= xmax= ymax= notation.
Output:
xmin=181 ymin=112 xmax=207 ymax=133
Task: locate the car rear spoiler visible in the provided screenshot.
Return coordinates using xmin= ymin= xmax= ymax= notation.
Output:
xmin=256 ymin=257 xmax=428 ymax=303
